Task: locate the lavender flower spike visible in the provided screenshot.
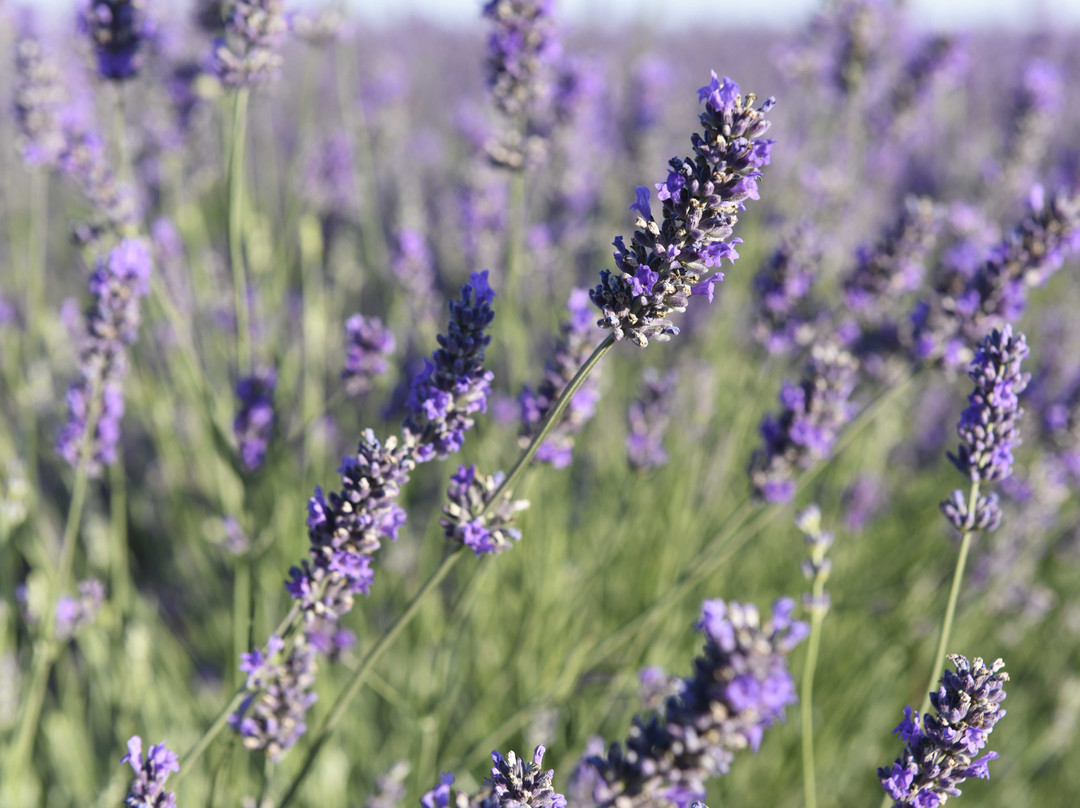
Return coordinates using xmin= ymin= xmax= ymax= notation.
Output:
xmin=879 ymin=655 xmax=1008 ymax=807
xmin=441 ymin=465 xmax=529 ymax=556
xmin=342 ymin=315 xmax=395 ymax=398
xmin=590 ymin=73 xmax=774 ymax=347
xmin=941 ymin=326 xmax=1028 ymax=532
xmin=234 ymin=367 xmax=277 ymax=472
xmin=213 ymin=0 xmax=287 ymax=87
xmin=580 ymin=598 xmax=807 ymax=808
xmin=404 ymin=271 xmax=497 ymax=463
xmin=120 ymin=736 xmax=179 ymax=807
xmin=78 ymin=1 xmax=155 ymax=81
xmin=14 ymin=36 xmax=66 ymax=168
xmin=422 ymin=746 xmax=567 ymax=808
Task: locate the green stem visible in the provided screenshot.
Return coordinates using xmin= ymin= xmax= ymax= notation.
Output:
xmin=228 ymin=88 xmax=252 ymax=374
xmin=231 ymin=557 xmax=252 ymax=694
xmin=109 ymin=453 xmax=131 ymax=615
xmin=918 ymin=481 xmax=980 ymax=718
xmin=3 ymin=384 xmax=103 ymax=792
xmin=800 ymin=592 xmax=827 ymax=808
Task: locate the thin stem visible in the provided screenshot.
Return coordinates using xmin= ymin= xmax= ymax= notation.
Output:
xmin=228 ymin=87 xmax=252 ymax=374
xmin=918 ymin=480 xmax=980 ymax=719
xmin=800 ymin=595 xmax=827 ymax=808
xmin=3 ymin=385 xmax=103 ymax=791
xmin=231 ymin=557 xmax=252 ymax=694
xmin=109 ymin=453 xmax=131 ymax=615
xmin=275 ymin=548 xmax=465 ymax=808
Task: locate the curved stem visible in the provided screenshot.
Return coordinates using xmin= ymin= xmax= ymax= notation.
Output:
xmin=228 ymin=88 xmax=252 ymax=374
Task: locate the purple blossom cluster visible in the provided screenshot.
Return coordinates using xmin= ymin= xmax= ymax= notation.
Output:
xmin=519 ymin=288 xmax=601 ymax=468
xmin=213 ymin=0 xmax=287 ymax=87
xmin=579 ymin=598 xmax=807 ymax=808
xmin=440 ymin=464 xmax=529 ymax=556
xmin=750 ymin=225 xmax=822 ymax=355
xmin=748 ymin=343 xmax=860 ymax=503
xmin=233 ymin=367 xmax=277 ymax=472
xmin=422 ymin=746 xmax=567 ymax=808
xmin=13 ymin=35 xmax=66 ymax=168
xmin=625 ymin=367 xmax=676 ymax=472
xmin=590 ymin=73 xmax=774 ymax=347
xmin=56 ymin=238 xmax=152 ymax=475
xmin=342 ymin=315 xmax=395 ymax=399
xmin=879 ymin=656 xmax=1008 ymax=807
xmin=77 ymin=0 xmax=154 ymax=81
xmin=941 ymin=326 xmax=1028 ymax=532
xmin=120 ymin=736 xmax=179 ymax=808
xmin=403 ymin=271 xmax=496 ymax=462
xmin=482 ymin=0 xmax=560 ymax=168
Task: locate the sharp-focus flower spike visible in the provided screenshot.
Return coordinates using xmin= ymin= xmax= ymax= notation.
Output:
xmin=403 ymin=271 xmax=496 ymax=463
xmin=121 ymin=735 xmax=179 ymax=807
xmin=440 ymin=465 xmax=529 ymax=556
xmin=578 ymin=598 xmax=807 ymax=808
xmin=590 ymin=73 xmax=774 ymax=347
xmin=878 ymin=656 xmax=1008 ymax=806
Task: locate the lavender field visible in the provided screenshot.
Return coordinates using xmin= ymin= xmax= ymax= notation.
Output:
xmin=1 ymin=1 xmax=1079 ymax=806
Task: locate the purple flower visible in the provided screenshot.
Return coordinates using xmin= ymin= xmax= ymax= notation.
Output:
xmin=121 ymin=736 xmax=179 ymax=808
xmin=403 ymin=271 xmax=496 ymax=463
xmin=750 ymin=224 xmax=823 ymax=355
xmin=581 ymin=598 xmax=807 ymax=808
xmin=78 ymin=1 xmax=155 ymax=81
xmin=626 ymin=367 xmax=676 ymax=472
xmin=519 ymin=289 xmax=601 ymax=468
xmin=424 ymin=747 xmax=567 ymax=808
xmin=234 ymin=367 xmax=277 ymax=472
xmin=878 ymin=656 xmax=1007 ymax=807
xmin=591 ymin=73 xmax=774 ymax=347
xmin=55 ymin=578 xmax=106 ymax=639
xmin=749 ymin=343 xmax=859 ymax=503
xmin=342 ymin=315 xmax=394 ymax=398
xmin=941 ymin=326 xmax=1028 ymax=532
xmin=440 ymin=465 xmax=529 ymax=556
xmin=13 ymin=35 xmax=66 ymax=168
xmin=213 ymin=0 xmax=286 ymax=87
xmin=56 ymin=239 xmax=152 ymax=476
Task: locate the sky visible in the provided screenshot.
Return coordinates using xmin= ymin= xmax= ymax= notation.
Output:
xmin=27 ymin=0 xmax=1080 ymax=30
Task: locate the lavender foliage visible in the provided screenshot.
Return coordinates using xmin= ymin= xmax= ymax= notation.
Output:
xmin=590 ymin=73 xmax=774 ymax=347
xmin=879 ymin=656 xmax=1008 ymax=807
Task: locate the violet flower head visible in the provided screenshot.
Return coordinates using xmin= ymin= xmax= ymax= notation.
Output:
xmin=56 ymin=238 xmax=152 ymax=476
xmin=519 ymin=288 xmax=601 ymax=468
xmin=342 ymin=315 xmax=394 ymax=398
xmin=750 ymin=225 xmax=822 ymax=355
xmin=482 ymin=0 xmax=560 ymax=169
xmin=582 ymin=598 xmax=807 ymax=808
xmin=390 ymin=230 xmax=440 ymax=324
xmin=441 ymin=465 xmax=529 ymax=557
xmin=879 ymin=656 xmax=1008 ymax=807
xmin=229 ymin=634 xmax=318 ymax=760
xmin=403 ymin=271 xmax=496 ymax=463
xmin=288 ymin=430 xmax=415 ymax=620
xmin=941 ymin=326 xmax=1028 ymax=533
xmin=14 ymin=36 xmax=66 ymax=168
xmin=482 ymin=746 xmax=567 ymax=808
xmin=591 ymin=73 xmax=774 ymax=347
xmin=626 ymin=367 xmax=676 ymax=472
xmin=303 ymin=131 xmax=355 ymax=215
xmin=749 ymin=343 xmax=860 ymax=503
xmin=213 ymin=0 xmax=286 ymax=87
xmin=120 ymin=736 xmax=179 ymax=808
xmin=78 ymin=1 xmax=154 ymax=81
xmin=234 ymin=367 xmax=277 ymax=472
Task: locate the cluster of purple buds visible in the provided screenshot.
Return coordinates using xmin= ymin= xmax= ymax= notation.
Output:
xmin=342 ymin=315 xmax=395 ymax=399
xmin=626 ymin=367 xmax=676 ymax=472
xmin=519 ymin=288 xmax=601 ymax=468
xmin=390 ymin=230 xmax=441 ymax=325
xmin=13 ymin=36 xmax=66 ymax=168
xmin=303 ymin=131 xmax=355 ymax=216
xmin=213 ymin=0 xmax=287 ymax=87
xmin=590 ymin=73 xmax=774 ymax=347
xmin=912 ymin=187 xmax=1080 ymax=364
xmin=582 ymin=598 xmax=807 ymax=808
xmin=482 ymin=0 xmax=560 ymax=169
xmin=229 ymin=634 xmax=318 ymax=760
xmin=749 ymin=342 xmax=860 ymax=503
xmin=56 ymin=123 xmax=140 ymax=249
xmin=403 ymin=271 xmax=496 ymax=463
xmin=56 ymin=238 xmax=152 ymax=476
xmin=77 ymin=0 xmax=154 ymax=81
xmin=120 ymin=736 xmax=179 ymax=808
xmin=941 ymin=326 xmax=1028 ymax=533
xmin=750 ymin=225 xmax=822 ymax=355
xmin=870 ymin=35 xmax=965 ymax=138
xmin=422 ymin=746 xmax=567 ymax=808
xmin=233 ymin=367 xmax=277 ymax=472
xmin=1001 ymin=59 xmax=1063 ymax=186
xmin=879 ymin=655 xmax=1007 ymax=807
xmin=440 ymin=465 xmax=529 ymax=556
